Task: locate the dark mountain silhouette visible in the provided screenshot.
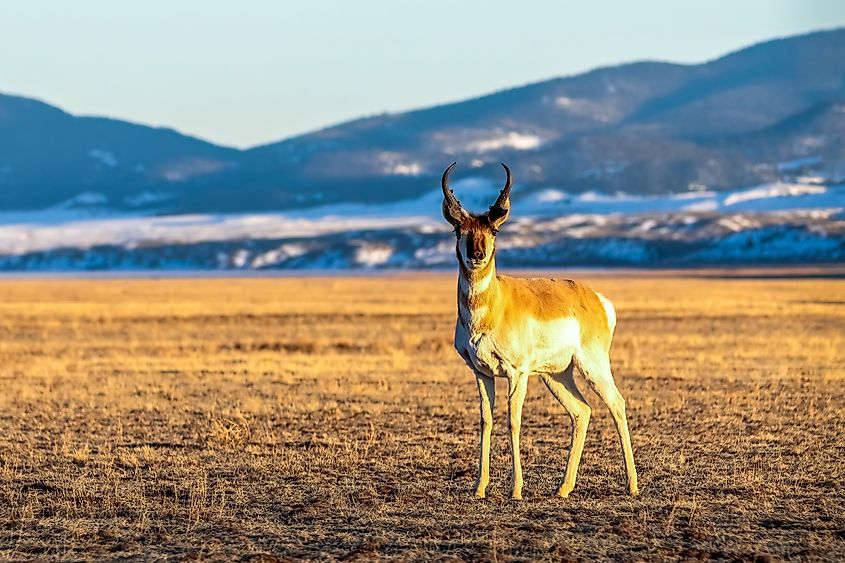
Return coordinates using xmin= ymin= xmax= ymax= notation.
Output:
xmin=1 ymin=27 xmax=843 ymax=212
xmin=0 ymin=94 xmax=238 ymax=210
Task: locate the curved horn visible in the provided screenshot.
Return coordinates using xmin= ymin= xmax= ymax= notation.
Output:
xmin=441 ymin=162 xmax=466 ymax=227
xmin=492 ymin=162 xmax=513 ymax=209
xmin=441 ymin=162 xmax=459 ymax=206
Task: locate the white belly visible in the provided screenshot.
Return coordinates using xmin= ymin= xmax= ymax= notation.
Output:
xmin=455 ymin=316 xmax=581 ymax=377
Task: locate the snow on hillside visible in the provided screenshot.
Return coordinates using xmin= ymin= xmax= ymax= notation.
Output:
xmin=273 ymin=180 xmax=845 ymax=220
xmin=0 ymin=180 xmax=842 ymax=270
xmin=466 ymin=132 xmax=543 ymax=152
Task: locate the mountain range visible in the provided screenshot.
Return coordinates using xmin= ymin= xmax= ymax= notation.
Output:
xmin=2 ymin=28 xmax=844 ymax=215
xmin=1 ymin=28 xmax=843 ymax=270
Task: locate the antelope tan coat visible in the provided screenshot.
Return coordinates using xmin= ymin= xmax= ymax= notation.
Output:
xmin=442 ymin=162 xmax=638 ymax=500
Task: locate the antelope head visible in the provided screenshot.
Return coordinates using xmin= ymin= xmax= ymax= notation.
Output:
xmin=441 ymin=162 xmax=513 ymax=271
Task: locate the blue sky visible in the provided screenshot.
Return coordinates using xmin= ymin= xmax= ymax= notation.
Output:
xmin=2 ymin=0 xmax=844 ymax=148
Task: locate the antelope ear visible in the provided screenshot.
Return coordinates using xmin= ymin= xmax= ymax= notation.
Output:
xmin=488 ymin=201 xmax=510 ymax=229
xmin=442 ymin=198 xmax=467 ymax=228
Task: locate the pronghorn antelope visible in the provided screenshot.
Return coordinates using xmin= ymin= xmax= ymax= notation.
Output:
xmin=442 ymin=162 xmax=638 ymax=500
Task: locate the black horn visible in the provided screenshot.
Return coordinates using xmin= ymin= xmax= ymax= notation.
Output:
xmin=441 ymin=162 xmax=466 ymax=225
xmin=441 ymin=162 xmax=460 ymax=207
xmin=492 ymin=162 xmax=513 ymax=209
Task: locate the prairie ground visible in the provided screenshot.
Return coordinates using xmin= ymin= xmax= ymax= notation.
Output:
xmin=0 ymin=272 xmax=844 ymax=561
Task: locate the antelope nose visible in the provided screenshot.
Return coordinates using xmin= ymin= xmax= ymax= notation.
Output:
xmin=472 ymin=249 xmax=484 ymax=260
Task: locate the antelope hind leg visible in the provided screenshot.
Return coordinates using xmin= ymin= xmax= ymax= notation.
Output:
xmin=576 ymin=349 xmax=639 ymax=496
xmin=540 ymin=366 xmax=592 ymax=498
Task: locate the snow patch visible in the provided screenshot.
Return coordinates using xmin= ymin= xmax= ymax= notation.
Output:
xmin=250 ymin=243 xmax=309 ymax=268
xmin=534 ymin=189 xmax=569 ymax=204
xmin=467 ymin=132 xmax=541 ymax=152
xmin=414 ymin=240 xmax=453 ymax=266
xmin=777 ymin=156 xmax=821 ymax=172
xmin=124 ymin=191 xmax=173 ymax=207
xmin=89 ymin=149 xmax=118 ymax=167
xmin=231 ymin=249 xmax=250 ymax=268
xmin=355 ymin=243 xmax=393 ymax=267
xmin=682 ymin=200 xmax=719 ymax=212
xmin=156 ymin=158 xmax=227 ymax=182
xmin=63 ymin=192 xmax=109 ymax=207
xmin=389 ymin=162 xmax=422 ymax=176
xmin=723 ymin=183 xmax=827 ymax=206
xmin=638 ymin=219 xmax=657 ymax=232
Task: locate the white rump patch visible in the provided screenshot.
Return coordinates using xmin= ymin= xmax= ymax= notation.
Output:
xmin=596 ymin=292 xmax=616 ymax=332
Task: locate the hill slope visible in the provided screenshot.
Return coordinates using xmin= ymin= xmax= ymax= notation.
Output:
xmin=0 ymin=94 xmax=238 ymax=211
xmin=1 ymin=28 xmax=843 ymax=213
xmin=241 ymin=28 xmax=845 ymax=206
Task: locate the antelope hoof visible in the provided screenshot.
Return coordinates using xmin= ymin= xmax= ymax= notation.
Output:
xmin=474 ymin=484 xmax=487 ymax=499
xmin=511 ymin=489 xmax=523 ymax=501
xmin=557 ymin=483 xmax=574 ymax=498
xmin=629 ymin=485 xmax=640 ymax=497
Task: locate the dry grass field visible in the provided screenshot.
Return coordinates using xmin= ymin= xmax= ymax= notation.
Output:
xmin=1 ymin=273 xmax=844 ymax=561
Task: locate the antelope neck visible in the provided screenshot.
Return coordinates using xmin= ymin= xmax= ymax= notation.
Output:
xmin=458 ymin=256 xmax=499 ymax=309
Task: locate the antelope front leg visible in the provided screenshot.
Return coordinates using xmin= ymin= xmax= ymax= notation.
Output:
xmin=507 ymin=374 xmax=529 ymax=500
xmin=474 ymin=372 xmax=495 ymax=498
